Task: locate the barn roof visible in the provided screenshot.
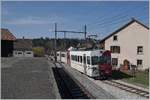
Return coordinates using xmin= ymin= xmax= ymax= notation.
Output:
xmin=100 ymin=18 xmax=149 ymax=42
xmin=1 ymin=28 xmax=16 ymax=41
xmin=14 ymin=39 xmax=33 ymax=51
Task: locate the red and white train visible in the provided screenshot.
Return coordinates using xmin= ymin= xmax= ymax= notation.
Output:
xmin=57 ymin=49 xmax=112 ymax=79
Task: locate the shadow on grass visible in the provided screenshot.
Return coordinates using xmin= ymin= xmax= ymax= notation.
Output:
xmin=111 ymin=70 xmax=133 ymax=80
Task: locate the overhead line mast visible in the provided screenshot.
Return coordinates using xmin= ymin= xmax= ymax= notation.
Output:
xmin=53 ymin=23 xmax=87 ymax=62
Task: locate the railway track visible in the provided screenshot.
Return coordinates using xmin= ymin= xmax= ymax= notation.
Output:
xmin=103 ymin=80 xmax=149 ymax=98
xmin=52 ymin=62 xmax=94 ymax=99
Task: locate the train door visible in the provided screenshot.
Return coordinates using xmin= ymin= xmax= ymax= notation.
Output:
xmin=67 ymin=51 xmax=71 ymax=66
xmin=83 ymin=54 xmax=87 ymax=74
xmin=60 ymin=52 xmax=61 ymax=62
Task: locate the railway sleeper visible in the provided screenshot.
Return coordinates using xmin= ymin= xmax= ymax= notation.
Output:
xmin=104 ymin=80 xmax=149 ymax=98
xmin=52 ymin=66 xmax=90 ymax=99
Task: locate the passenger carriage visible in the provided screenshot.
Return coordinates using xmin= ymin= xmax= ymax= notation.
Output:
xmin=57 ymin=51 xmax=67 ymax=63
xmin=57 ymin=49 xmax=112 ymax=78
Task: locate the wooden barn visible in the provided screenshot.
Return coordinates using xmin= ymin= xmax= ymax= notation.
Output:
xmin=13 ymin=38 xmax=33 ymax=57
xmin=1 ymin=28 xmax=16 ymax=57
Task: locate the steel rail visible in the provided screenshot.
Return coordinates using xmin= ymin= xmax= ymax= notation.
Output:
xmin=103 ymin=80 xmax=149 ymax=98
xmin=50 ymin=59 xmax=93 ymax=99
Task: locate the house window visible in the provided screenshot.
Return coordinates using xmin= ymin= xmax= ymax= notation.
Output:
xmin=137 ymin=59 xmax=143 ymax=67
xmin=112 ymin=58 xmax=118 ymax=66
xmin=110 ymin=46 xmax=120 ymax=53
xmin=137 ymin=46 xmax=143 ymax=55
xmin=113 ymin=35 xmax=118 ymax=41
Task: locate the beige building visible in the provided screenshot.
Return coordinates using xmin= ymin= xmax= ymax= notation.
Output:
xmin=100 ymin=19 xmax=149 ymax=70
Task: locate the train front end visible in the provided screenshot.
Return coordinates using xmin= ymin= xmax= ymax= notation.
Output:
xmin=98 ymin=50 xmax=112 ymax=79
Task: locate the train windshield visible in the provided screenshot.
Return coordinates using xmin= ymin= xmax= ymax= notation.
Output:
xmin=91 ymin=55 xmax=111 ymax=65
xmin=99 ymin=55 xmax=111 ymax=65
xmin=91 ymin=56 xmax=99 ymax=65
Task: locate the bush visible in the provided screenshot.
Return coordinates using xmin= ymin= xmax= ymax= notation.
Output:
xmin=145 ymin=68 xmax=149 ymax=73
xmin=33 ymin=47 xmax=45 ymax=57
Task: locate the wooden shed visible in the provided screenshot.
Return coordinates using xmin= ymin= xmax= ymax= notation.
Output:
xmin=1 ymin=28 xmax=16 ymax=57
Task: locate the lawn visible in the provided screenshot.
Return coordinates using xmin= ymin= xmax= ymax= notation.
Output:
xmin=111 ymin=70 xmax=149 ymax=88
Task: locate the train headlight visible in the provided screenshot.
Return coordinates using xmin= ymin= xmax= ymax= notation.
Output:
xmin=92 ymin=67 xmax=99 ymax=74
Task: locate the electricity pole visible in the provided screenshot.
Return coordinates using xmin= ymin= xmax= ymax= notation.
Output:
xmin=54 ymin=23 xmax=57 ymax=62
xmin=84 ymin=25 xmax=87 ymax=40
xmin=84 ymin=25 xmax=87 ymax=48
xmin=53 ymin=24 xmax=87 ymax=54
xmin=64 ymin=31 xmax=66 ymax=51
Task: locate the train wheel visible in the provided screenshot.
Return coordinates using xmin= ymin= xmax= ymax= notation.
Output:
xmin=99 ymin=71 xmax=106 ymax=80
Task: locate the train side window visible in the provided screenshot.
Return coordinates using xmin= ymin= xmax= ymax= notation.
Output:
xmin=87 ymin=56 xmax=90 ymax=65
xmin=71 ymin=55 xmax=74 ymax=60
xmin=92 ymin=56 xmax=98 ymax=65
xmin=77 ymin=56 xmax=80 ymax=62
xmin=75 ymin=55 xmax=77 ymax=61
xmin=80 ymin=56 xmax=82 ymax=63
xmin=61 ymin=54 xmax=65 ymax=57
xmin=83 ymin=55 xmax=86 ymax=64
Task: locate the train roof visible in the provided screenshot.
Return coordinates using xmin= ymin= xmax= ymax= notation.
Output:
xmin=70 ymin=49 xmax=104 ymax=52
xmin=70 ymin=49 xmax=105 ymax=56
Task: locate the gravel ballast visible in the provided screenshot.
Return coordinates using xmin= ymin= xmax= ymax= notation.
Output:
xmin=88 ymin=78 xmax=148 ymax=99
xmin=60 ymin=62 xmax=116 ymax=99
xmin=61 ymin=62 xmax=148 ymax=99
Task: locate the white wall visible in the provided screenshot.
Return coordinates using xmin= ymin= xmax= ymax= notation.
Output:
xmin=104 ymin=21 xmax=149 ymax=70
xmin=13 ymin=50 xmax=33 ymax=57
xmin=24 ymin=51 xmax=33 ymax=57
xmin=13 ymin=51 xmax=24 ymax=57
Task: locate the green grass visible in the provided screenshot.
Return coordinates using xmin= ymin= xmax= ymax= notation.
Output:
xmin=111 ymin=70 xmax=149 ymax=88
xmin=111 ymin=70 xmax=132 ymax=79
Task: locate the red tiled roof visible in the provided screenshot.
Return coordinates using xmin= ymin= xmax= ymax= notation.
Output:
xmin=1 ymin=28 xmax=16 ymax=41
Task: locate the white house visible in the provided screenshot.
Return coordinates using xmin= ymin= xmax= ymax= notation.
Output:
xmin=13 ymin=39 xmax=33 ymax=57
xmin=100 ymin=18 xmax=149 ymax=70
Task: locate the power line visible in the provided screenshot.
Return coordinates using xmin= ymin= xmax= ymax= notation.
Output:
xmin=86 ymin=6 xmax=130 ymax=26
xmin=87 ymin=6 xmax=147 ymax=27
xmin=88 ymin=16 xmax=129 ymax=30
xmin=88 ymin=16 xmax=131 ymax=31
xmin=88 ymin=6 xmax=147 ymax=31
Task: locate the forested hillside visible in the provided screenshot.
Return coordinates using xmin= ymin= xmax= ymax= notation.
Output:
xmin=32 ymin=37 xmax=85 ymax=54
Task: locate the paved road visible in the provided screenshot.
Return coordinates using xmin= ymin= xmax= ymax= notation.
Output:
xmin=1 ymin=57 xmax=56 ymax=99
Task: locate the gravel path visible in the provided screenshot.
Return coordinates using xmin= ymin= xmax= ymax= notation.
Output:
xmin=1 ymin=57 xmax=59 ymax=99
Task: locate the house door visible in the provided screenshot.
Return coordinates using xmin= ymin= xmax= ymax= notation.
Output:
xmin=123 ymin=59 xmax=130 ymax=70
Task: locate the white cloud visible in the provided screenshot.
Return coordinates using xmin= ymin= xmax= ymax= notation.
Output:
xmin=5 ymin=16 xmax=63 ymax=25
xmin=5 ymin=16 xmax=52 ymax=25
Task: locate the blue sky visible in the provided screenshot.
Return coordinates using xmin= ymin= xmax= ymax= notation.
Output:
xmin=1 ymin=1 xmax=149 ymax=39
